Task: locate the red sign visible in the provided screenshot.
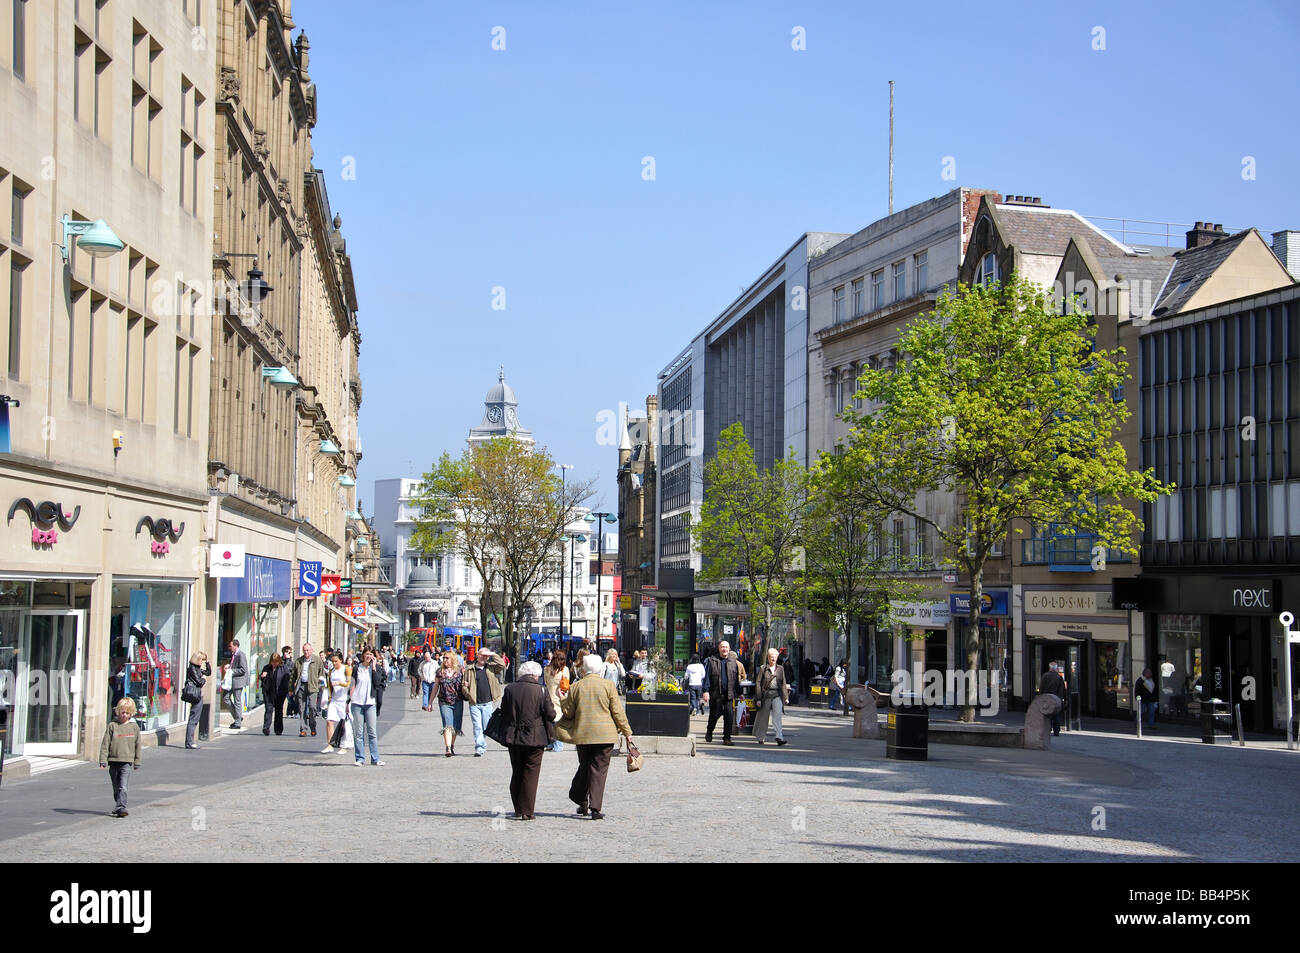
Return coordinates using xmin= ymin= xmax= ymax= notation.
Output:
xmin=349 ymin=601 xmax=368 ymax=618
xmin=321 ymin=574 xmax=341 ymax=595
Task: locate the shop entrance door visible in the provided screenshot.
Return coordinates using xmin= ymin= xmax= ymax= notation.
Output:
xmin=15 ymin=610 xmax=85 ymax=756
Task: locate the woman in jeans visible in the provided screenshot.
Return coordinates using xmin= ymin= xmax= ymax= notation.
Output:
xmin=349 ymin=648 xmax=384 ymax=766
xmin=434 ymin=652 xmax=463 ymax=757
xmin=183 ymin=651 xmax=210 ymax=749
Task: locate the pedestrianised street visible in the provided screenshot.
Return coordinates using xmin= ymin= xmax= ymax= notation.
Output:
xmin=2 ymin=693 xmax=1295 ymax=863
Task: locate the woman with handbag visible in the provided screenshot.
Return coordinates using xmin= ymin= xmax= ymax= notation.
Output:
xmin=321 ymin=654 xmax=352 ymax=754
xmin=557 ymin=654 xmax=637 ymax=821
xmin=434 ymin=652 xmax=463 ymax=757
xmin=498 ymin=661 xmax=556 ymax=820
xmin=182 ymin=651 xmax=210 ymax=750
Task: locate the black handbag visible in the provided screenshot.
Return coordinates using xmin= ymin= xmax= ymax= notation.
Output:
xmin=484 ymin=706 xmax=508 ymax=747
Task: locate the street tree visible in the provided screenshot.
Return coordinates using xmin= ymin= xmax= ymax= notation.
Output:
xmin=801 ymin=448 xmax=922 ymax=670
xmin=695 ymin=422 xmax=807 ymax=647
xmin=842 ymin=277 xmax=1171 ymax=720
xmin=410 ymin=438 xmax=595 ymax=662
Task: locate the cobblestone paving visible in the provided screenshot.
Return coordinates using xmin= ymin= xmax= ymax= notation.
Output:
xmin=6 ymin=695 xmax=1297 ymax=862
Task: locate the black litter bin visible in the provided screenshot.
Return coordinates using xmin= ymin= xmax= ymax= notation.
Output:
xmin=886 ymin=694 xmax=928 ymax=761
xmin=0 ymin=707 xmax=7 ymax=787
xmin=1200 ymin=699 xmax=1232 ymax=744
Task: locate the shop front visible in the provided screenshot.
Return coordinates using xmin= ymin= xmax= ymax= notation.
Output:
xmin=216 ymin=554 xmax=291 ymax=709
xmin=950 ymin=590 xmax=1012 ymax=710
xmin=1121 ymin=574 xmax=1298 ymax=733
xmin=887 ymin=600 xmax=951 ymax=688
xmin=1022 ymin=587 xmax=1132 ymax=720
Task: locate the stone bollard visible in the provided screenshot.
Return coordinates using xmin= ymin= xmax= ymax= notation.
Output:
xmin=844 ymin=684 xmax=881 ymax=739
xmin=1024 ymin=693 xmax=1061 ymax=750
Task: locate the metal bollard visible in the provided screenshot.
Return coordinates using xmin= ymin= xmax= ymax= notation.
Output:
xmin=1135 ymin=703 xmax=1142 ymax=738
xmin=1235 ymin=703 xmax=1245 ymax=747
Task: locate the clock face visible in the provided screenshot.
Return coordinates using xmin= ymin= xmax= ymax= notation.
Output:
xmin=487 ymin=406 xmax=502 ymax=423
xmin=505 ymin=407 xmax=517 ymax=426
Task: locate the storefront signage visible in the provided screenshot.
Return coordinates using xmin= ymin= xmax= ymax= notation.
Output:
xmin=340 ymin=577 xmax=352 ymax=594
xmin=1026 ymin=619 xmax=1129 ymax=642
xmin=320 ymin=574 xmax=341 ymax=595
xmin=942 ymin=572 xmax=958 ymax=584
xmin=618 ymin=595 xmax=634 ymax=610
xmin=336 ymin=594 xmax=353 ymax=608
xmin=406 ymin=599 xmax=437 ymax=611
xmin=218 ymin=554 xmax=291 ymax=604
xmin=349 ymin=601 xmax=368 ymax=618
xmin=298 ymin=561 xmax=323 ymax=598
xmin=135 ymin=516 xmax=185 ymax=554
xmin=209 ymin=544 xmax=246 ymax=578
xmin=1024 ymin=590 xmax=1121 ymax=616
xmin=889 ymin=601 xmax=951 ymax=628
xmin=717 ymin=588 xmax=748 ymax=606
xmin=949 ymin=590 xmax=1009 ymax=617
xmin=8 ymin=498 xmax=81 ymax=545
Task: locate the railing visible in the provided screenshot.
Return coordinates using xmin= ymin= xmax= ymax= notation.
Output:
xmin=1085 ymin=215 xmax=1278 ymax=249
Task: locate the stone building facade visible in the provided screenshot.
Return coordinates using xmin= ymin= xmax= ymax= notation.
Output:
xmin=0 ymin=0 xmax=217 ymax=765
xmin=616 ymin=396 xmax=657 ymax=649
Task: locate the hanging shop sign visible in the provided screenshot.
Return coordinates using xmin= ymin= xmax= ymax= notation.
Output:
xmin=298 ymin=560 xmax=323 ymax=598
xmin=320 ymin=574 xmax=341 ymax=595
xmin=218 ymin=553 xmax=291 ymax=603
xmin=8 ymin=498 xmax=81 ymax=545
xmin=135 ymin=516 xmax=185 ymax=554
xmin=209 ymin=544 xmax=246 ymax=578
xmin=349 ymin=601 xmax=368 ymax=618
xmin=340 ymin=577 xmax=352 ymax=594
xmin=335 ymin=594 xmax=353 ymax=609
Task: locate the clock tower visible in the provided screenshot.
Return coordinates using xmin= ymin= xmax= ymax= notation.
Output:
xmin=468 ymin=366 xmax=535 ymax=447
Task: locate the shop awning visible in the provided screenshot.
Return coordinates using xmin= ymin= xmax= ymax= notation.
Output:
xmin=324 ymin=602 xmax=369 ymax=632
xmin=365 ymin=605 xmax=397 ymax=625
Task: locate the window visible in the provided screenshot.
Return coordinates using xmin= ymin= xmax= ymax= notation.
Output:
xmin=6 ymin=256 xmax=22 ymax=377
xmin=913 ymin=250 xmax=928 ymax=293
xmin=832 ymin=285 xmax=845 ymax=323
xmin=871 ymin=269 xmax=884 ymax=309
xmin=131 ymin=23 xmax=163 ymax=179
xmin=10 ymin=181 xmax=25 ymax=247
xmin=979 ymin=252 xmax=998 ymax=287
xmin=851 ymin=277 xmax=865 ymax=316
xmin=892 ymin=261 xmax=906 ymax=301
xmin=11 ymin=0 xmax=26 ymax=81
xmin=914 ymin=517 xmax=929 ymax=568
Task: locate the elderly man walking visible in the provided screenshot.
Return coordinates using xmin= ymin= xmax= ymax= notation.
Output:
xmin=289 ymin=644 xmax=325 ymax=738
xmin=703 ymin=640 xmax=742 ymax=746
xmin=462 ymin=648 xmax=506 ymax=756
xmin=752 ymin=648 xmax=789 ymax=746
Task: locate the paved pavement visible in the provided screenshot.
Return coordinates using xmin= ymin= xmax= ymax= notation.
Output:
xmin=2 ymin=690 xmax=1297 ymax=862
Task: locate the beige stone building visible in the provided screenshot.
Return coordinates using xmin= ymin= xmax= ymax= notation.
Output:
xmin=0 ymin=0 xmax=216 ymax=767
xmin=616 ymin=396 xmax=657 ymax=651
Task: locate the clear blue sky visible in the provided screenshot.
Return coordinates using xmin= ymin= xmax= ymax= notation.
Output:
xmin=299 ymin=0 xmax=1300 ymax=516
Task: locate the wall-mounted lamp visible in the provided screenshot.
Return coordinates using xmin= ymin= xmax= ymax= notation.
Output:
xmin=261 ymin=366 xmax=299 ymax=388
xmin=61 ymin=215 xmax=124 ymax=263
xmin=338 ymin=474 xmax=356 ymax=487
xmin=216 ymin=252 xmax=274 ymax=323
xmin=320 ymin=440 xmax=341 ymax=455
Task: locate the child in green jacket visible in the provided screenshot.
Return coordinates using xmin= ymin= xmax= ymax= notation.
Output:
xmin=99 ymin=697 xmax=142 ymax=817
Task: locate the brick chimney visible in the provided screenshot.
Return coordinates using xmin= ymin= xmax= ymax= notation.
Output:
xmin=1186 ymin=221 xmax=1226 ymax=249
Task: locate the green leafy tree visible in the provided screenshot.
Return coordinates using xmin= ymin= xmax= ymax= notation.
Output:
xmin=842 ymin=277 xmax=1171 ymax=720
xmin=695 ymin=422 xmax=807 ymax=646
xmin=801 ymin=449 xmax=923 ymax=668
xmin=410 ymin=438 xmax=594 ymax=662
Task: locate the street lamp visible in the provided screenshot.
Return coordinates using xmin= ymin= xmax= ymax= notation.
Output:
xmin=567 ymin=532 xmax=586 ymax=639
xmin=585 ymin=511 xmax=617 ymax=645
xmin=554 ymin=464 xmax=573 ymax=639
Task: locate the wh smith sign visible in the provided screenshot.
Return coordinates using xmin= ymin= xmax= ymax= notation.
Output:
xmin=219 ymin=555 xmax=292 ymax=604
xmin=298 ymin=561 xmax=323 ymax=598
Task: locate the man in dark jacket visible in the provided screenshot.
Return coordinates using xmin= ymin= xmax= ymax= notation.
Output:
xmin=1040 ymin=662 xmax=1067 ymax=736
xmin=225 ymin=640 xmax=249 ymax=731
xmin=702 ymin=641 xmax=742 ymax=745
xmin=289 ymin=644 xmax=325 ymax=738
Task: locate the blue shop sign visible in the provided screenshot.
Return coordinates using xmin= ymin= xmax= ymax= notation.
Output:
xmin=219 ymin=554 xmax=292 ymax=604
xmin=949 ymin=590 xmax=1009 ymax=617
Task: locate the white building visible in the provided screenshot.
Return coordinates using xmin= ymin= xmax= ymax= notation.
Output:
xmin=373 ymin=372 xmax=602 ymax=641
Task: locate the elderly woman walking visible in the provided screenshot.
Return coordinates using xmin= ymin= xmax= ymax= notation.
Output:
xmin=499 ymin=661 xmax=556 ymax=820
xmin=434 ymin=651 xmax=463 ymax=757
xmin=559 ymin=654 xmax=636 ymax=820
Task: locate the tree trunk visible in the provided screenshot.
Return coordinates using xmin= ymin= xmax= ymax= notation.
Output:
xmin=961 ymin=571 xmax=984 ymax=723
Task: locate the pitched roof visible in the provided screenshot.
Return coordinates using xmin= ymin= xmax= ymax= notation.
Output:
xmin=1094 ymin=254 xmax=1176 ymax=318
xmin=992 ymin=204 xmax=1131 ymax=258
xmin=1151 ymin=230 xmax=1252 ymax=317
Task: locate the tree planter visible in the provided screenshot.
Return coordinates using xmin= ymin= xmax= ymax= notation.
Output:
xmin=624 ymin=692 xmax=691 ymax=737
